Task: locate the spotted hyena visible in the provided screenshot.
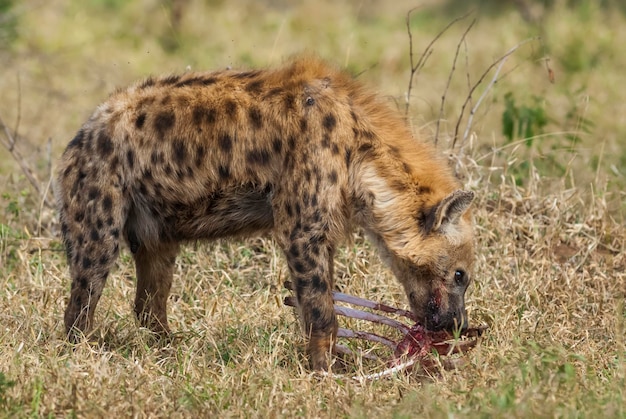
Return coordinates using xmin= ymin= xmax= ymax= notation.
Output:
xmin=57 ymin=56 xmax=475 ymax=370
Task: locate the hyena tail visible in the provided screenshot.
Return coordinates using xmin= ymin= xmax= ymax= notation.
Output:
xmin=57 ymin=159 xmax=127 ymax=342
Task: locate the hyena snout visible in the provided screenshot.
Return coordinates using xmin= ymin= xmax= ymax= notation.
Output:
xmin=425 ymin=300 xmax=468 ymax=332
xmin=411 ymin=289 xmax=468 ymax=332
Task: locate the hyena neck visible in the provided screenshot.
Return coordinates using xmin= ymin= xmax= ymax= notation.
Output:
xmin=350 ymin=153 xmax=458 ymax=259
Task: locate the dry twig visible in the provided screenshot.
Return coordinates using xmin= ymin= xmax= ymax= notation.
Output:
xmin=434 ymin=18 xmax=477 ymax=145
xmin=404 ymin=8 xmax=474 ymax=117
xmin=452 ymin=37 xmax=540 ymax=149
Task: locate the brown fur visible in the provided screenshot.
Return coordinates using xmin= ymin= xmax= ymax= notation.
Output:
xmin=56 ymin=56 xmax=475 ymax=370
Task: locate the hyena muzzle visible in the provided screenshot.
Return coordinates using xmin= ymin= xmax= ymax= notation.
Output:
xmin=56 ymin=56 xmax=475 ymax=370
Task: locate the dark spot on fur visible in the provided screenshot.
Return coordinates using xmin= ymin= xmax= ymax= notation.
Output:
xmin=287 ymin=136 xmax=296 ymax=150
xmin=82 ymin=257 xmax=92 ymax=270
xmin=99 ymin=254 xmax=109 ymax=266
xmin=88 ymin=187 xmax=100 ymax=201
xmin=328 ymin=170 xmax=338 ymax=184
xmin=126 ymin=149 xmax=135 ymax=169
xmin=135 ymin=113 xmax=146 ymax=129
xmin=311 ymin=274 xmax=327 ymax=293
xmin=74 ymin=211 xmax=85 ymax=223
xmin=97 ymin=131 xmax=113 ymax=157
xmin=246 ymin=148 xmax=271 ymax=166
xmin=195 ymin=144 xmax=206 ymax=167
xmin=218 ymin=165 xmax=230 ymax=179
xmin=110 ymin=156 xmax=119 ymax=170
xmin=78 ymin=276 xmax=88 ymax=289
xmin=300 ymin=118 xmax=307 ymax=133
xmin=224 ymin=100 xmax=237 ymax=119
xmin=90 ymin=229 xmax=99 ymax=241
xmin=245 ymin=80 xmax=264 ymax=94
xmin=289 ymin=243 xmax=300 ymax=258
xmin=331 ymin=143 xmax=339 ymax=155
xmin=284 ymin=93 xmax=296 ymax=112
xmin=272 ymin=138 xmax=282 ymax=154
xmin=218 ymin=134 xmax=233 ymax=152
xmin=248 ymin=106 xmax=263 ymax=129
xmin=323 ymin=114 xmax=336 ymax=131
xmin=311 ymin=307 xmax=322 ymax=321
xmin=321 ymin=134 xmax=330 ymax=149
xmin=293 ymin=261 xmax=306 ymax=274
xmin=67 ymin=130 xmax=85 ymax=150
xmin=102 ymin=195 xmax=112 ymax=212
xmin=154 ymin=111 xmax=176 ymax=136
xmin=173 ymin=139 xmax=186 ymax=163
xmin=192 ymin=106 xmax=217 ymax=126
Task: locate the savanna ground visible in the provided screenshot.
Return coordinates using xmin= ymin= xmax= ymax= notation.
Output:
xmin=1 ymin=0 xmax=625 ymax=417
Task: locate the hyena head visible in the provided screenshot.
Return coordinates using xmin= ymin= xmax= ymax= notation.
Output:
xmin=374 ymin=190 xmax=475 ymax=332
xmin=397 ymin=190 xmax=475 ymax=331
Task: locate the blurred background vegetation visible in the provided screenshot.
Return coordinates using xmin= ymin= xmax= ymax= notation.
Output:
xmin=0 ymin=0 xmax=625 ymax=218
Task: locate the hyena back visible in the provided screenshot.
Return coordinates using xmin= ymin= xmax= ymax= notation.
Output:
xmin=56 ymin=56 xmax=475 ymax=370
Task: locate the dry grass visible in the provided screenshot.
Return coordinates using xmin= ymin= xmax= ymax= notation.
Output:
xmin=1 ymin=0 xmax=625 ymax=417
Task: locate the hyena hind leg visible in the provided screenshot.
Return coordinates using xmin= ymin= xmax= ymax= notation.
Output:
xmin=63 ymin=213 xmax=123 ymax=342
xmin=132 ymin=241 xmax=180 ymax=334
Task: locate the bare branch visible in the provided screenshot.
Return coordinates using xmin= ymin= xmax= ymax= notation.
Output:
xmin=434 ymin=18 xmax=476 ymax=145
xmin=0 ymin=114 xmax=55 ymax=209
xmin=452 ymin=36 xmax=539 ymax=149
xmin=405 ymin=9 xmax=474 ymax=117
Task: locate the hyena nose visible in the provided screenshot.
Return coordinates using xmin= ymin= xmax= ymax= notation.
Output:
xmin=427 ymin=310 xmax=468 ymax=332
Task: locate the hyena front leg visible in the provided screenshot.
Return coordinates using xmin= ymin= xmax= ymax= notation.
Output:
xmin=132 ymin=241 xmax=180 ymax=334
xmin=280 ymin=223 xmax=338 ymax=370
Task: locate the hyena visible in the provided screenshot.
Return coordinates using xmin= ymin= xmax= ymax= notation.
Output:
xmin=56 ymin=56 xmax=475 ymax=370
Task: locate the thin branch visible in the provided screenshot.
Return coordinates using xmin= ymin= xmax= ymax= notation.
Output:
xmin=404 ymin=9 xmax=474 ymax=117
xmin=0 ymin=114 xmax=55 ymax=209
xmin=434 ymin=18 xmax=476 ymax=145
xmin=13 ymin=73 xmax=21 ymax=141
xmin=452 ymin=36 xmax=539 ymax=149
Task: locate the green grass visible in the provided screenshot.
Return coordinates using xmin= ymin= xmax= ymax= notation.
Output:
xmin=1 ymin=0 xmax=625 ymax=417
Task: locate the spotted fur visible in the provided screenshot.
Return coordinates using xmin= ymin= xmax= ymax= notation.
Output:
xmin=56 ymin=56 xmax=475 ymax=370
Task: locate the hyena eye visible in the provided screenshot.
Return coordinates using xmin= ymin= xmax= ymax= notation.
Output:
xmin=454 ymin=269 xmax=466 ymax=285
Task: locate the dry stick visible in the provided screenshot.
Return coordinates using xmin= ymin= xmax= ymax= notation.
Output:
xmin=0 ymin=115 xmax=55 ymax=209
xmin=452 ymin=37 xmax=539 ymax=149
xmin=434 ymin=18 xmax=476 ymax=145
xmin=404 ymin=8 xmax=474 ymax=117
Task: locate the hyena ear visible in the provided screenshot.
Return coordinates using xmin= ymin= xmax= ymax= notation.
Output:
xmin=433 ymin=190 xmax=475 ymax=231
